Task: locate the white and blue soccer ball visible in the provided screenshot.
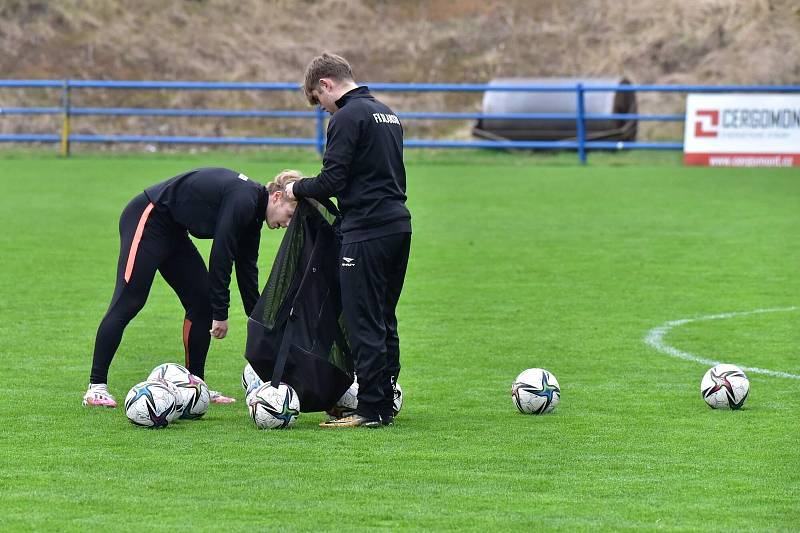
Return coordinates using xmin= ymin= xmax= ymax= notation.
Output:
xmin=701 ymin=363 xmax=749 ymax=410
xmin=327 ymin=377 xmax=403 ymax=418
xmin=148 ymin=363 xmax=209 ymax=419
xmin=247 ymin=382 xmax=300 ymax=429
xmin=512 ymin=368 xmax=560 ymax=414
xmin=242 ymin=363 xmax=264 ymax=398
xmin=124 ymin=380 xmax=178 ymax=428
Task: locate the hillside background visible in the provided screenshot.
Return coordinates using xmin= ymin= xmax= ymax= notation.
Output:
xmin=1 ymin=0 xmax=799 ymax=145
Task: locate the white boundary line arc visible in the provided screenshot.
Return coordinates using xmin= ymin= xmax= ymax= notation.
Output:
xmin=644 ymin=306 xmax=800 ymax=380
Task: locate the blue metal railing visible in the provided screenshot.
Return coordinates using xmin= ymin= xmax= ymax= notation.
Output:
xmin=2 ymin=79 xmax=799 ymax=163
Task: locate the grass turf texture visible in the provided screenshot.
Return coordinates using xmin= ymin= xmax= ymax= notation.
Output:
xmin=0 ymin=150 xmax=798 ymax=531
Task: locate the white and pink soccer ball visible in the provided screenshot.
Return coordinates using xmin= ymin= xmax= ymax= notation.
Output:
xmin=700 ymin=363 xmax=750 ymax=410
xmin=147 ymin=363 xmax=210 ymax=419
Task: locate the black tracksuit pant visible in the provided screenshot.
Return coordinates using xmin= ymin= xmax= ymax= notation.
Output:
xmin=340 ymin=232 xmax=411 ymax=421
xmin=89 ymin=193 xmax=212 ymax=384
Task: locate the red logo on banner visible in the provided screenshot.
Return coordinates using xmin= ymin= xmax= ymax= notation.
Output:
xmin=695 ymin=109 xmax=719 ymax=137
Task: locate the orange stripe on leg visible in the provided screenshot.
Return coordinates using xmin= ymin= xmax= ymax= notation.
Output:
xmin=123 ymin=202 xmax=155 ymax=283
xmin=183 ymin=318 xmax=192 ymax=368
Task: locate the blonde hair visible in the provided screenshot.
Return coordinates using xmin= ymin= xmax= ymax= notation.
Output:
xmin=266 ymin=169 xmax=304 ymax=196
xmin=303 ymin=52 xmax=355 ymax=105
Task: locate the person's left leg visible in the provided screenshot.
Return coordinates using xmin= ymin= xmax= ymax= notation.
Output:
xmin=158 ymin=234 xmax=212 ymax=379
xmin=157 ymin=232 xmax=234 ymax=403
xmin=322 ymin=233 xmax=410 ymax=428
xmin=325 ymin=237 xmax=390 ymax=427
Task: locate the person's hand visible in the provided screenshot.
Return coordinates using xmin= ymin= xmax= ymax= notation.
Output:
xmin=210 ymin=319 xmax=228 ymax=339
xmin=285 ymin=181 xmax=296 ymax=201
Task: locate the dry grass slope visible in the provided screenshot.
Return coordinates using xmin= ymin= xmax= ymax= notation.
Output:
xmin=1 ymin=0 xmax=798 ymax=142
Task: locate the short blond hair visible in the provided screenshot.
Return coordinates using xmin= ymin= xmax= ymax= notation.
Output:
xmin=266 ymin=169 xmax=304 ymax=195
xmin=303 ymin=52 xmax=355 ymax=105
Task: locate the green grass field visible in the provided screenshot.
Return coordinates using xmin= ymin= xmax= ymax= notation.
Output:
xmin=0 ymin=150 xmax=798 ymax=531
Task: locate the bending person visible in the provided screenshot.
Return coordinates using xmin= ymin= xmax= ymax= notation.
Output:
xmin=83 ymin=168 xmax=301 ymax=408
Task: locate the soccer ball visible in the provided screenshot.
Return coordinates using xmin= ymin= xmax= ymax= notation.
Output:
xmin=147 ymin=363 xmax=209 ymax=419
xmin=392 ymin=382 xmax=403 ymax=416
xmin=327 ymin=379 xmax=359 ymax=418
xmin=124 ymin=380 xmax=177 ymax=428
xmin=512 ymin=368 xmax=560 ymax=414
xmin=242 ymin=363 xmax=264 ymax=398
xmin=148 ymin=362 xmax=191 ymax=383
xmin=247 ymin=382 xmax=300 ymax=429
xmin=155 ymin=378 xmax=185 ymax=421
xmin=326 ymin=378 xmax=404 ymax=419
xmin=178 ymin=373 xmax=210 ymax=419
xmin=701 ymin=364 xmax=749 ymax=410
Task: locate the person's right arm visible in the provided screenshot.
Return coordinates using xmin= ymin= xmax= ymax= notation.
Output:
xmin=292 ymin=112 xmax=359 ymax=199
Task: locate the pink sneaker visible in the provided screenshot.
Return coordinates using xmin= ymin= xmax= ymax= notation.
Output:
xmin=83 ymin=384 xmax=118 ymax=408
xmin=209 ymin=390 xmax=236 ymax=404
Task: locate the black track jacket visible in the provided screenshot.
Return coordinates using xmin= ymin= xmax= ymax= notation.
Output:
xmin=144 ymin=167 xmax=268 ymax=321
xmin=292 ymin=86 xmax=411 ymax=244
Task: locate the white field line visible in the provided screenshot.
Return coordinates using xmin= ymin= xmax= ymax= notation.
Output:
xmin=644 ymin=307 xmax=800 ymax=380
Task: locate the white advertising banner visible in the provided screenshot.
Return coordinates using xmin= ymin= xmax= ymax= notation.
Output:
xmin=683 ymin=94 xmax=800 ymax=167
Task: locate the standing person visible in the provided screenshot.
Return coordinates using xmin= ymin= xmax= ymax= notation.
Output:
xmin=286 ymin=53 xmax=411 ymax=428
xmin=83 ymin=168 xmax=301 ymax=408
